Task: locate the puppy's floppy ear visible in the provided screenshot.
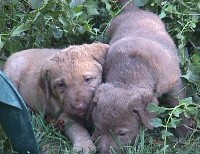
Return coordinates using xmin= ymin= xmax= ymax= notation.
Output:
xmin=90 ymin=43 xmax=109 ymax=66
xmin=86 ymin=83 xmax=111 ymax=120
xmin=86 ymin=97 xmax=97 ymax=120
xmin=39 ymin=63 xmax=52 ymax=100
xmin=129 ymin=92 xmax=159 ymax=130
xmin=86 ymin=87 xmax=100 ymax=120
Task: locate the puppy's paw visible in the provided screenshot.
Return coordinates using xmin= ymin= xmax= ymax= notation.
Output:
xmin=73 ymin=139 xmax=96 ymax=154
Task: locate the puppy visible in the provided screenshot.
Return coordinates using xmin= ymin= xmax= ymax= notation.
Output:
xmin=91 ymin=1 xmax=190 ymax=153
xmin=3 ymin=43 xmax=109 ymax=153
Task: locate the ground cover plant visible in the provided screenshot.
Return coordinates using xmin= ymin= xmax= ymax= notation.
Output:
xmin=0 ymin=0 xmax=200 ymax=153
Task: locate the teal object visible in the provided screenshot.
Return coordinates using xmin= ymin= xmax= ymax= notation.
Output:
xmin=0 ymin=71 xmax=39 ymax=154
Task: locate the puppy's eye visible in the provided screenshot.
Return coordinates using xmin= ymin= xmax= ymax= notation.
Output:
xmin=57 ymin=81 xmax=66 ymax=88
xmin=118 ymin=131 xmax=127 ymax=137
xmin=132 ymin=109 xmax=138 ymax=114
xmin=84 ymin=76 xmax=92 ymax=84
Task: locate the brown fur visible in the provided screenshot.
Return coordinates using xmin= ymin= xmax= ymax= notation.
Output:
xmin=3 ymin=43 xmax=109 ymax=153
xmin=91 ymin=1 xmax=190 ymax=153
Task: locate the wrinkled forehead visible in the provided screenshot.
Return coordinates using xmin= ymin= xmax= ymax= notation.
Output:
xmin=93 ymin=105 xmax=133 ymax=131
xmin=94 ymin=86 xmax=132 ymax=104
xmin=93 ymin=99 xmax=131 ymax=126
xmin=49 ymin=57 xmax=102 ymax=79
xmin=92 ymin=86 xmax=142 ymax=125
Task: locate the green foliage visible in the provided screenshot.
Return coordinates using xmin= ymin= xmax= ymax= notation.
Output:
xmin=0 ymin=0 xmax=117 ymax=56
xmin=31 ymin=113 xmax=72 ymax=153
xmin=0 ymin=125 xmax=13 ymax=154
xmin=147 ymin=97 xmax=200 ymax=154
xmin=145 ymin=0 xmax=200 ymax=100
xmin=143 ymin=1 xmax=200 ymax=153
xmin=0 ymin=0 xmax=200 ymax=153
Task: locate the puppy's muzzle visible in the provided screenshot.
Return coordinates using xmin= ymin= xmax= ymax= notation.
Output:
xmin=70 ymin=102 xmax=88 ymax=117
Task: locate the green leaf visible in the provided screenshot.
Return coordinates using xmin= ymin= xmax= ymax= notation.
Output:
xmin=173 ymin=108 xmax=183 ymax=117
xmin=159 ymin=11 xmax=166 ymax=19
xmin=28 ymin=0 xmax=44 ymax=9
xmin=147 ymin=103 xmax=167 ymax=114
xmin=87 ymin=7 xmax=99 ymax=16
xmin=182 ymin=64 xmax=200 ymax=85
xmin=165 ymin=4 xmax=173 ymax=12
xmin=161 ymin=130 xmax=173 ymax=139
xmin=172 ymin=118 xmax=181 ymax=126
xmin=185 ymin=106 xmax=198 ymax=115
xmin=196 ymin=118 xmax=200 ymax=128
xmin=33 ymin=11 xmax=41 ymax=22
xmin=192 ymin=13 xmax=200 ymax=23
xmin=11 ymin=23 xmax=30 ymax=36
xmin=135 ymin=0 xmax=149 ymax=7
xmin=33 ymin=14 xmax=45 ymax=30
xmin=149 ymin=118 xmax=163 ymax=128
xmin=189 ymin=22 xmax=196 ymax=29
xmin=70 ymin=0 xmax=86 ymax=7
xmin=197 ymin=2 xmax=200 ymax=10
xmin=179 ymin=97 xmax=193 ymax=104
xmin=102 ymin=0 xmax=111 ymax=10
xmin=0 ymin=36 xmax=5 ymax=50
xmin=176 ymin=32 xmax=185 ymax=40
xmin=85 ymin=1 xmax=99 ymax=16
xmin=191 ymin=54 xmax=200 ymax=66
xmin=167 ymin=118 xmax=181 ymax=128
xmin=78 ymin=26 xmax=86 ymax=34
xmin=50 ymin=26 xmax=63 ymax=39
xmin=4 ymin=39 xmax=24 ymax=53
xmin=183 ymin=111 xmax=190 ymax=118
xmin=179 ymin=44 xmax=188 ymax=65
xmin=59 ymin=16 xmax=68 ymax=29
xmin=160 ymin=144 xmax=169 ymax=152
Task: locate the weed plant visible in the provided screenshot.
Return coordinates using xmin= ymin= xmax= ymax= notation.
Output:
xmin=0 ymin=0 xmax=199 ymax=153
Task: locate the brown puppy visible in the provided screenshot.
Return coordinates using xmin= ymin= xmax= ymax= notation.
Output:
xmin=3 ymin=43 xmax=109 ymax=153
xmin=91 ymin=1 xmax=190 ymax=153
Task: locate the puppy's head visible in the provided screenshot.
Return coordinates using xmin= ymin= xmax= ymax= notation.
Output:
xmin=39 ymin=43 xmax=109 ymax=117
xmin=91 ymin=83 xmax=158 ymax=153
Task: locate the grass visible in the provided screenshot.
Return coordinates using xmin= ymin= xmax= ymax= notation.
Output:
xmin=0 ymin=0 xmax=199 ymax=153
xmin=0 ymin=112 xmax=200 ymax=154
xmin=0 ymin=112 xmax=73 ymax=154
xmin=31 ymin=113 xmax=73 ymax=154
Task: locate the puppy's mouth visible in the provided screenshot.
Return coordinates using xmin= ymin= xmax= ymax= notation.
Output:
xmin=71 ymin=105 xmax=88 ymax=117
xmin=75 ymin=109 xmax=87 ymax=117
xmin=79 ymin=111 xmax=87 ymax=117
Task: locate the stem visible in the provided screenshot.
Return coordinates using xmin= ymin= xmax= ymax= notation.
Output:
xmin=164 ymin=9 xmax=200 ymax=16
xmin=180 ymin=21 xmax=193 ymax=34
xmin=102 ymin=0 xmax=133 ymax=36
xmin=163 ymin=103 xmax=184 ymax=154
xmin=177 ymin=0 xmax=190 ymax=9
xmin=162 ymin=101 xmax=200 ymax=153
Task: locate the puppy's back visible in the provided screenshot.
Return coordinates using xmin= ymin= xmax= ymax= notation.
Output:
xmin=106 ymin=2 xmax=176 ymax=53
xmin=104 ymin=0 xmax=181 ymax=96
xmin=3 ymin=49 xmax=60 ymax=88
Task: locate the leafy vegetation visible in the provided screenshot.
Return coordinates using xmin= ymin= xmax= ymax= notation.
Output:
xmin=0 ymin=0 xmax=200 ymax=153
xmin=0 ymin=0 xmax=117 ymax=55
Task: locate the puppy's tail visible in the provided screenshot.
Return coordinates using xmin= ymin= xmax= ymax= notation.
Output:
xmin=117 ymin=0 xmax=136 ymax=11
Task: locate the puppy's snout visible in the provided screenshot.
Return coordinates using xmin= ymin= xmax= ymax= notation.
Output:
xmin=99 ymin=151 xmax=111 ymax=154
xmin=98 ymin=146 xmax=112 ymax=154
xmin=98 ymin=136 xmax=112 ymax=154
xmin=70 ymin=102 xmax=86 ymax=110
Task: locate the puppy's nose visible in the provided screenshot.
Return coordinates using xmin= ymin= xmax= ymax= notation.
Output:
xmin=99 ymin=149 xmax=112 ymax=154
xmin=70 ymin=102 xmax=85 ymax=110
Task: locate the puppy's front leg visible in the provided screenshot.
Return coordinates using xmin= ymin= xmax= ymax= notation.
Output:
xmin=59 ymin=113 xmax=96 ymax=154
